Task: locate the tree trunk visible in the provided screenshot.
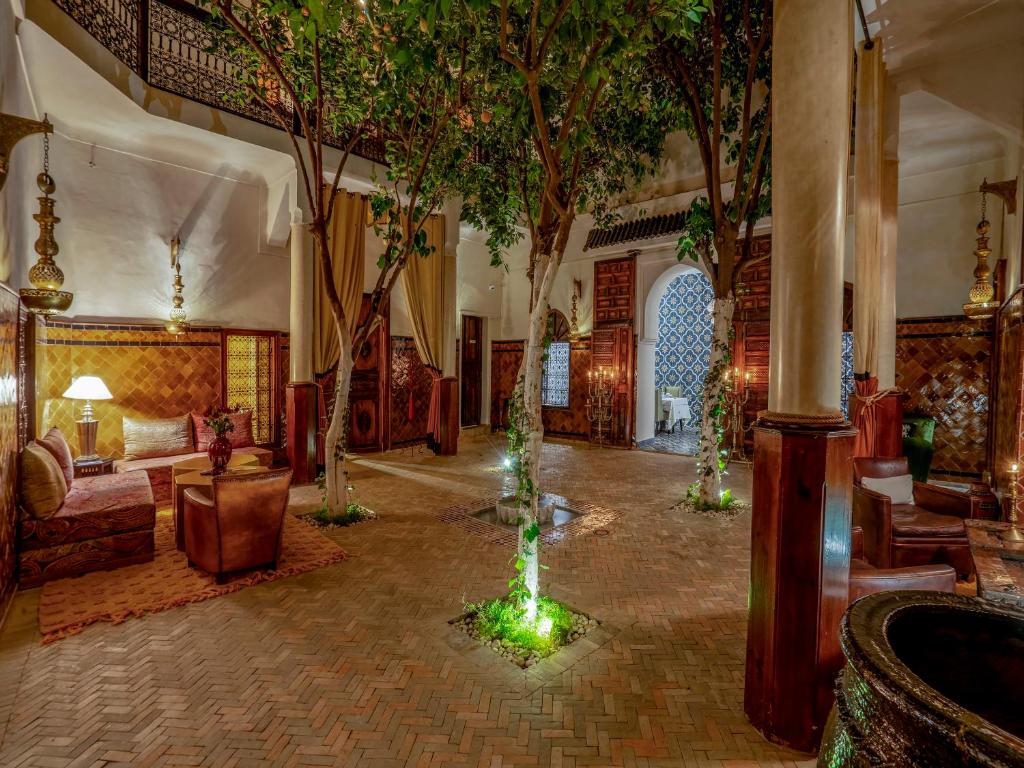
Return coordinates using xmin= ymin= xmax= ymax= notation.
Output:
xmin=697 ymin=296 xmax=735 ymax=506
xmin=511 ymin=240 xmax=563 ymax=623
xmin=323 ymin=327 xmax=355 ymax=515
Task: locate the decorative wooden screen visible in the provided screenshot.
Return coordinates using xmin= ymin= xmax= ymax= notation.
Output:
xmin=223 ymin=331 xmax=278 ymax=445
xmin=593 ymin=253 xmax=636 ymax=327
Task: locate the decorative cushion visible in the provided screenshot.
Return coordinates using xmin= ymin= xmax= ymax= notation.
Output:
xmin=123 ymin=415 xmax=193 ymax=461
xmin=38 ymin=427 xmax=75 ymax=488
xmin=19 ymin=471 xmax=156 ymax=551
xmin=191 ymin=411 xmax=256 ymax=451
xmin=862 ymin=473 xmax=915 ymax=505
xmin=890 ymin=505 xmax=967 ymax=538
xmin=19 ymin=442 xmax=68 ymax=519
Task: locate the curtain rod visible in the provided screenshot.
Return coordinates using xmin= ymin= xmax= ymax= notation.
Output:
xmin=855 ymin=0 xmax=875 ymax=50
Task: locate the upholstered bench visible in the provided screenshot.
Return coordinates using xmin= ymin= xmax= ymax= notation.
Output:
xmin=112 ymin=413 xmax=272 ymax=507
xmin=18 ymin=431 xmax=156 ymax=588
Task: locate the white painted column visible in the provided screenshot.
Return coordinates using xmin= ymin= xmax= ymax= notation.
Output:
xmin=766 ymin=0 xmax=852 ymax=420
xmin=442 ymin=198 xmax=461 ymax=378
xmin=289 ymin=213 xmax=314 ymax=383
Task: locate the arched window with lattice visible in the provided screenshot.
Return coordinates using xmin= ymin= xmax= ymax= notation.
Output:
xmin=541 ymin=310 xmax=571 ymax=408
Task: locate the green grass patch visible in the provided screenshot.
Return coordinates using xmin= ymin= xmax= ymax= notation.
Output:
xmin=685 ymin=482 xmax=736 ymax=511
xmin=466 ymin=596 xmax=575 ymax=656
xmin=310 ymin=503 xmax=374 ymax=528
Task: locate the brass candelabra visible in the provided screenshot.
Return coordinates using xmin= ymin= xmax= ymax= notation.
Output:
xmin=723 ymin=367 xmax=753 ymax=465
xmin=1002 ymin=463 xmax=1024 ymax=543
xmin=586 ymin=367 xmax=615 ymax=448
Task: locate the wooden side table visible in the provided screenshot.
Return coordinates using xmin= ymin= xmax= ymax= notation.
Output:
xmin=73 ymin=457 xmax=114 ymax=478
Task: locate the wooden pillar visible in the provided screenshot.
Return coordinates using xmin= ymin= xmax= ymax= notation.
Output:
xmin=744 ymin=0 xmax=853 ymax=752
xmin=286 ymin=217 xmax=317 ymax=482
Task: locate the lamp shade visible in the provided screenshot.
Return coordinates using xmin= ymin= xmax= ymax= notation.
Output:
xmin=63 ymin=376 xmax=113 ymax=401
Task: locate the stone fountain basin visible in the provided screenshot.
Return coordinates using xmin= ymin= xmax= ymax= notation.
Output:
xmin=820 ymin=591 xmax=1024 ymax=766
xmin=495 ymin=495 xmax=556 ymax=525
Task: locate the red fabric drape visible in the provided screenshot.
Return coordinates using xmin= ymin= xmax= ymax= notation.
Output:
xmin=426 ymin=368 xmax=443 ymax=442
xmin=852 ymin=376 xmax=879 ymax=458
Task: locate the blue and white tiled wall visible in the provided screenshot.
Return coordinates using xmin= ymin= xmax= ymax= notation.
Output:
xmin=655 ymin=272 xmax=715 ymax=422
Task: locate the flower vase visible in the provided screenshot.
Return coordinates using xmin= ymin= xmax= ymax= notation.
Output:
xmin=208 ymin=434 xmax=232 ymax=474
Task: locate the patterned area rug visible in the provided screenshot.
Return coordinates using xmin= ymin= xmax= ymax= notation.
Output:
xmin=38 ymin=511 xmax=348 ymax=643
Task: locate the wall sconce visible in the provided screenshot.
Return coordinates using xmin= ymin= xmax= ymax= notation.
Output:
xmin=164 ymin=236 xmax=189 ymax=335
xmin=20 ymin=125 xmax=73 ymax=316
xmin=569 ymin=278 xmax=582 ymax=341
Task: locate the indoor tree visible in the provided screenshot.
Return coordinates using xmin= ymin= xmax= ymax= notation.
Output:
xmin=657 ymin=0 xmax=772 ymax=507
xmin=207 ymin=0 xmax=478 ymax=513
xmin=457 ymin=0 xmax=703 ymax=621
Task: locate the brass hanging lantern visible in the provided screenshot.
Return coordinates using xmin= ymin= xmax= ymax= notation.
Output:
xmin=962 ymin=183 xmax=998 ymax=320
xmin=164 ymin=237 xmax=190 ymax=335
xmin=20 ymin=127 xmax=73 ymax=315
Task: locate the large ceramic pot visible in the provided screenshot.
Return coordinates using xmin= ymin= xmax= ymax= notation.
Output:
xmin=207 ymin=434 xmax=233 ymax=474
xmin=820 ymin=591 xmax=1024 ymax=767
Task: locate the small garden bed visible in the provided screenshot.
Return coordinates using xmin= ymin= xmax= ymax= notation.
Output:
xmin=452 ymin=596 xmax=598 ymax=668
xmin=670 ymin=482 xmax=748 ymax=520
xmin=303 ymin=503 xmax=376 ymax=529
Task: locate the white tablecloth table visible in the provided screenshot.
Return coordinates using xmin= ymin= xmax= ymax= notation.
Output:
xmin=662 ymin=397 xmax=691 ymax=431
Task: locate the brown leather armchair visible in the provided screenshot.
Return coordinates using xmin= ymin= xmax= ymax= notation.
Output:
xmin=183 ymin=468 xmax=293 ymax=584
xmin=848 ymin=526 xmax=956 ymax=603
xmin=853 ymin=457 xmax=974 ymax=578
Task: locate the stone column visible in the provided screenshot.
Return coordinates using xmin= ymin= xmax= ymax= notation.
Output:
xmin=286 ymin=215 xmax=317 ymax=483
xmin=744 ymin=0 xmax=854 ymax=753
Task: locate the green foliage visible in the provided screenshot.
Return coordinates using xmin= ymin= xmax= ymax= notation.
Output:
xmin=685 ymin=482 xmax=735 ymax=511
xmin=467 ymin=595 xmax=575 ymax=655
xmin=659 ymin=0 xmax=773 ymax=274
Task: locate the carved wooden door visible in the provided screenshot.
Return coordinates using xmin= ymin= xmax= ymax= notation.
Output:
xmin=348 ymin=295 xmax=390 ymax=452
xmin=460 ymin=315 xmax=483 ymax=426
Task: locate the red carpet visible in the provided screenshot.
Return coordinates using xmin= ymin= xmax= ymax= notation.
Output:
xmin=38 ymin=511 xmax=347 ymax=643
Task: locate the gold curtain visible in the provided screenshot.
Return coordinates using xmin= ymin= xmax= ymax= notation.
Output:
xmin=313 ymin=189 xmax=367 ymax=376
xmin=853 ymin=42 xmax=885 ymax=378
xmin=400 ymin=214 xmax=447 ymax=436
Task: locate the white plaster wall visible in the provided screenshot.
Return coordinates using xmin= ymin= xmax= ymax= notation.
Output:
xmin=51 ymin=136 xmax=290 ymax=329
xmin=894 ymin=158 xmax=1004 ymax=318
xmin=0 ymin=0 xmax=37 ymax=292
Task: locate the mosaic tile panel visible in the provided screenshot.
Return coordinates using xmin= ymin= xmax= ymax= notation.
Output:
xmin=655 ymin=271 xmax=715 ymax=422
xmin=841 ymin=331 xmax=855 ymax=419
xmin=36 ymin=322 xmax=223 ymax=459
xmin=896 ymin=316 xmax=993 ymax=480
xmin=0 ymin=289 xmax=18 ymax=621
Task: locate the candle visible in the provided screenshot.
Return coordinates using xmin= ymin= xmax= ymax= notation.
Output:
xmin=1013 ymin=463 xmax=1019 ymax=474
xmin=745 ymin=371 xmax=751 ymax=382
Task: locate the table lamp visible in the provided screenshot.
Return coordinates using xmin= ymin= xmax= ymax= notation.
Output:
xmin=62 ymin=375 xmax=113 ymax=461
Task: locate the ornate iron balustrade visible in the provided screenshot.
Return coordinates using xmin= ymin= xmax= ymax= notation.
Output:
xmin=50 ymin=0 xmax=386 ymax=164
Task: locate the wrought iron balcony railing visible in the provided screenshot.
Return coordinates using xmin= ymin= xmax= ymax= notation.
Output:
xmin=50 ymin=0 xmax=386 ymax=164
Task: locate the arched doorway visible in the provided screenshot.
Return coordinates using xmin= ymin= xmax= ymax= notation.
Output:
xmin=638 ymin=266 xmax=715 ymax=456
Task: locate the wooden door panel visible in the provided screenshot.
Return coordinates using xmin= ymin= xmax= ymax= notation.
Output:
xmin=348 ymin=295 xmax=390 ymax=452
xmin=461 ymin=315 xmax=483 ymax=426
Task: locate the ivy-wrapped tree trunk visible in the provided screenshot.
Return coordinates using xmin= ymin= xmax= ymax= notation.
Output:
xmin=658 ymin=0 xmax=772 ymax=507
xmin=212 ymin=0 xmax=476 ymax=514
xmin=697 ymin=296 xmax=734 ymax=505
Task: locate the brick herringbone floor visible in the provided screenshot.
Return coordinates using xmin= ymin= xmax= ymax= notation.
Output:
xmin=0 ymin=432 xmax=811 ymax=767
